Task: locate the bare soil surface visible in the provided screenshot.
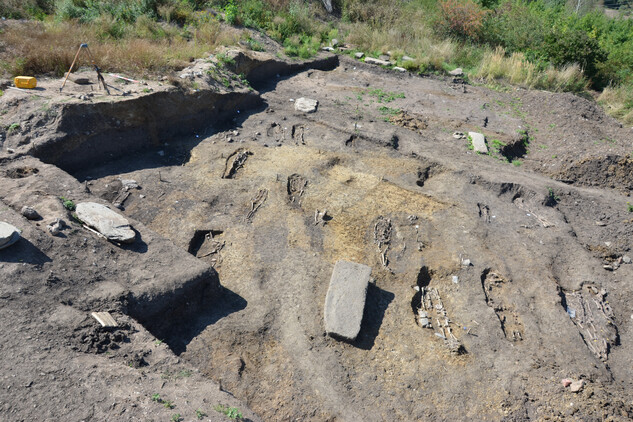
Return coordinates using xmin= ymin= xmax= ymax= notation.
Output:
xmin=1 ymin=44 xmax=633 ymax=421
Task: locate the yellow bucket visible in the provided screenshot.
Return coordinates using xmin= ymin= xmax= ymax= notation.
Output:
xmin=14 ymin=76 xmax=37 ymax=89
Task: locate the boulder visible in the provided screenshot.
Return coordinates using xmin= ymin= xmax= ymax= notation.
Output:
xmin=21 ymin=206 xmax=41 ymax=220
xmin=0 ymin=222 xmax=21 ymax=250
xmin=364 ymin=57 xmax=391 ymax=66
xmin=324 ymin=260 xmax=371 ymax=341
xmin=468 ymin=132 xmax=488 ymax=154
xmin=75 ymin=202 xmax=136 ymax=243
xmin=449 ymin=68 xmax=463 ymax=76
xmin=294 ymin=97 xmax=318 ymax=113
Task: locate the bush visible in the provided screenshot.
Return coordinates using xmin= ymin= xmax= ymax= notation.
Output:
xmin=542 ymin=28 xmax=606 ymax=83
xmin=437 ymin=0 xmax=488 ymax=41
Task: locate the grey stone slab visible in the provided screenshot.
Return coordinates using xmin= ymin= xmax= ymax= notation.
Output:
xmin=294 ymin=97 xmax=318 ymax=113
xmin=324 ymin=260 xmax=371 ymax=341
xmin=0 ymin=221 xmax=20 ymax=249
xmin=364 ymin=57 xmax=391 ymax=67
xmin=354 ymin=52 xmax=365 ymax=59
xmin=75 ymin=202 xmax=136 ymax=244
xmin=393 ymin=67 xmax=406 ymax=72
xmin=468 ymin=132 xmax=488 ymax=154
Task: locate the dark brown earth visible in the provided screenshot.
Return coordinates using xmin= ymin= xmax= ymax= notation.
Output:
xmin=1 ymin=39 xmax=633 ymax=421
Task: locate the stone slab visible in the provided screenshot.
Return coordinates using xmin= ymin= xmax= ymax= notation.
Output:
xmin=75 ymin=202 xmax=136 ymax=243
xmin=468 ymin=132 xmax=488 ymax=154
xmin=364 ymin=57 xmax=391 ymax=67
xmin=91 ymin=311 xmax=118 ymax=328
xmin=294 ymin=97 xmax=318 ymax=113
xmin=324 ymin=260 xmax=371 ymax=341
xmin=0 ymin=221 xmax=20 ymax=249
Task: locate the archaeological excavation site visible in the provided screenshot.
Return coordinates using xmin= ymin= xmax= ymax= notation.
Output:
xmin=2 ymin=28 xmax=633 ymax=422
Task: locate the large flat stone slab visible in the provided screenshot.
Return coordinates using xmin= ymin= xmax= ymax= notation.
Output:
xmin=75 ymin=202 xmax=136 ymax=243
xmin=468 ymin=131 xmax=488 ymax=154
xmin=0 ymin=221 xmax=20 ymax=250
xmin=324 ymin=260 xmax=371 ymax=341
xmin=364 ymin=57 xmax=391 ymax=66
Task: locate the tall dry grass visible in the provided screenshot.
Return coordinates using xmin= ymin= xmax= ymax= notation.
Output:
xmin=598 ymin=85 xmax=633 ymax=125
xmin=476 ymin=47 xmax=587 ymax=92
xmin=0 ymin=20 xmax=241 ymax=77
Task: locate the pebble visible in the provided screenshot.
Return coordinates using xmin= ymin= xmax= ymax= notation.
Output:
xmin=562 ymin=378 xmax=572 ymax=387
xmin=393 ymin=67 xmax=406 ymax=72
xmin=354 ymin=52 xmax=365 ymax=59
xmin=461 ymin=259 xmax=472 ymax=267
xmin=570 ymin=380 xmax=585 ymax=393
xmin=623 ymin=255 xmax=631 ymax=264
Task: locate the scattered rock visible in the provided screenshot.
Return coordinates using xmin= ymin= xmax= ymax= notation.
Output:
xmin=0 ymin=222 xmax=20 ymax=250
xmin=623 ymin=255 xmax=631 ymax=264
xmin=453 ymin=132 xmax=465 ymax=139
xmin=354 ymin=52 xmax=365 ymax=59
xmin=120 ymin=179 xmax=139 ymax=190
xmin=393 ymin=67 xmax=406 ymax=72
xmin=448 ymin=68 xmax=463 ymax=76
xmin=468 ymin=132 xmax=488 ymax=154
xmin=562 ymin=378 xmax=573 ymax=388
xmin=322 ymin=47 xmax=335 ymax=52
xmin=47 ymin=218 xmax=65 ymax=236
xmin=75 ymin=202 xmax=136 ymax=244
xmin=402 ymin=56 xmax=414 ymax=62
xmin=379 ymin=54 xmax=390 ymax=61
xmin=364 ymin=57 xmax=391 ymax=66
xmin=21 ymin=206 xmax=41 ymax=220
xmin=331 ymin=38 xmax=339 ymax=47
xmin=570 ymin=380 xmax=585 ymax=393
xmin=324 ymin=260 xmax=371 ymax=341
xmin=294 ymin=97 xmax=319 ymax=113
xmin=595 ymin=221 xmax=606 ymax=226
xmin=461 ymin=258 xmax=472 ymax=267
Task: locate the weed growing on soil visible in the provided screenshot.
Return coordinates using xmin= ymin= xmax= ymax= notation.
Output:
xmin=512 ymin=159 xmax=522 ymax=166
xmin=379 ymin=106 xmax=401 ymax=121
xmin=627 ymin=202 xmax=633 ymax=212
xmin=214 ymin=404 xmax=243 ymax=420
xmin=171 ymin=414 xmax=182 ymax=422
xmin=151 ymin=393 xmax=161 ymax=402
xmin=59 ymin=196 xmax=75 ymax=211
xmin=216 ymin=53 xmax=236 ymax=68
xmin=163 ymin=400 xmax=175 ymax=409
xmin=195 ymin=409 xmax=207 ymax=419
xmin=7 ymin=123 xmax=20 ymax=132
xmin=368 ymin=88 xmax=405 ymax=103
xmin=547 ymin=187 xmax=559 ymax=204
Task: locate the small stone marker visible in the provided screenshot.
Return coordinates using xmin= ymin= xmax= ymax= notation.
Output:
xmin=0 ymin=222 xmax=21 ymax=250
xmin=448 ymin=67 xmax=463 ymax=76
xmin=91 ymin=312 xmax=118 ymax=328
xmin=324 ymin=260 xmax=371 ymax=341
xmin=294 ymin=97 xmax=318 ymax=113
xmin=468 ymin=132 xmax=488 ymax=154
xmin=354 ymin=52 xmax=365 ymax=59
xmin=75 ymin=202 xmax=136 ymax=243
xmin=364 ymin=57 xmax=391 ymax=66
